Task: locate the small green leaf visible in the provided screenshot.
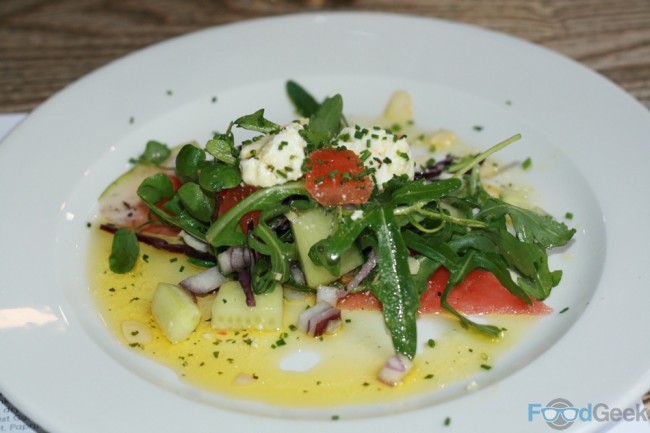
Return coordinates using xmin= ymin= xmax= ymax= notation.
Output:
xmin=177 ymin=182 xmax=215 ymax=223
xmin=286 ymin=80 xmax=321 ymax=117
xmin=198 ymin=162 xmax=241 ymax=192
xmin=140 ymin=140 xmax=171 ymax=165
xmin=137 ymin=173 xmax=174 ymax=204
xmin=175 ymin=144 xmax=205 ymax=178
xmin=109 ymin=228 xmax=139 ymax=273
xmin=301 ymin=94 xmax=343 ymax=151
xmin=206 ymin=131 xmax=238 ymax=166
xmin=234 ymin=109 xmax=281 ymax=134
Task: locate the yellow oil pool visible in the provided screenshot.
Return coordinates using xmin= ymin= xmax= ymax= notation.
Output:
xmin=89 ymin=228 xmax=536 ymax=409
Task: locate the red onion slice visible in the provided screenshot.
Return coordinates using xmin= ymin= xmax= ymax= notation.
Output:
xmin=179 ymin=266 xmax=227 ymax=295
xmin=346 ymin=251 xmax=378 ymax=292
xmin=377 ymin=353 xmax=413 ymax=386
xmin=297 ymin=301 xmax=342 ymax=337
xmin=217 ymin=247 xmax=253 ymax=274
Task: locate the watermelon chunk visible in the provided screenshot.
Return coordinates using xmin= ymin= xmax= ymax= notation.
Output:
xmin=338 ymin=268 xmax=552 ymax=315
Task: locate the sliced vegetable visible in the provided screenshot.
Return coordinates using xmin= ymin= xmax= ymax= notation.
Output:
xmin=151 ymin=283 xmax=201 ymax=343
xmin=297 ymin=301 xmax=342 ymax=337
xmin=179 ymin=266 xmax=228 ymax=295
xmin=286 ymin=208 xmax=364 ymax=287
xmin=211 ymin=281 xmax=283 ymax=331
xmin=377 ymin=354 xmax=413 ymax=386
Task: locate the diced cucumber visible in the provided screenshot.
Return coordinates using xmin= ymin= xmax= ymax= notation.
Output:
xmin=151 ymin=283 xmax=201 ymax=343
xmin=286 ymin=208 xmax=364 ymax=287
xmin=196 ymin=292 xmax=218 ymax=321
xmin=211 ymin=281 xmax=283 ymax=331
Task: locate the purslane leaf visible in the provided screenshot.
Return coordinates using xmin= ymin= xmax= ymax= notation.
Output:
xmin=176 ymin=182 xmax=215 ymax=223
xmin=109 ymin=228 xmax=140 ymax=274
xmin=234 ymin=109 xmax=282 ymax=134
xmin=175 ymin=144 xmax=205 ymax=178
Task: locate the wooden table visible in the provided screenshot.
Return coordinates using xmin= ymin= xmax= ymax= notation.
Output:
xmin=1 ymin=0 xmax=650 ymax=113
xmin=1 ymin=0 xmax=649 ymax=424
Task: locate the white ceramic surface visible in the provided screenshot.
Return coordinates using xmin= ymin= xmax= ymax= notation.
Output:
xmin=1 ymin=12 xmax=649 ymax=433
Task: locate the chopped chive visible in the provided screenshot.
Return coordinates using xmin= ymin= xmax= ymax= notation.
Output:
xmin=522 ymin=157 xmax=532 ymax=169
xmin=559 ymin=307 xmax=570 ymax=314
xmin=427 ymin=339 xmax=436 ymax=348
xmin=565 ymin=212 xmax=574 ymax=220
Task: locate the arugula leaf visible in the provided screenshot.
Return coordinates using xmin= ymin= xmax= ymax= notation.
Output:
xmin=441 ymin=250 xmax=503 ymax=337
xmin=234 ymin=109 xmax=281 ymax=134
xmin=109 ymin=228 xmax=140 ymax=273
xmin=390 ymin=178 xmax=462 ymax=205
xmin=205 ymin=182 xmax=308 ymax=248
xmin=286 ymin=80 xmax=320 ymax=117
xmin=308 ymin=213 xmax=368 ymax=276
xmin=366 ymin=206 xmax=419 ymax=359
xmin=476 ymin=198 xmax=576 ymax=248
xmin=248 ymin=221 xmax=297 ymax=294
xmin=410 ymin=256 xmax=442 ymax=297
xmin=402 ymin=229 xmax=460 ymax=270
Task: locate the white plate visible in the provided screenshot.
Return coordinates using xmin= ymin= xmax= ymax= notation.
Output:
xmin=1 ymin=12 xmax=649 ymax=433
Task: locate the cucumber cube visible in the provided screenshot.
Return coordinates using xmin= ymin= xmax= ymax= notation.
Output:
xmin=151 ymin=283 xmax=201 ymax=343
xmin=211 ymin=281 xmax=283 ymax=331
xmin=287 ymin=208 xmax=364 ymax=287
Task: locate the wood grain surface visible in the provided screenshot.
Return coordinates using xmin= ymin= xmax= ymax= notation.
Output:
xmin=1 ymin=0 xmax=650 ymax=112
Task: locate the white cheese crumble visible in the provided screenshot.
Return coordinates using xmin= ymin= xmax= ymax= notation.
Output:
xmin=336 ymin=125 xmax=415 ymax=189
xmin=239 ymin=121 xmax=307 ymax=187
xmin=350 ymin=209 xmax=364 ymax=221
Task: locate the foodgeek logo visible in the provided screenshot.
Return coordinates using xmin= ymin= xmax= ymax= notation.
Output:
xmin=528 ymin=398 xmax=649 ymax=430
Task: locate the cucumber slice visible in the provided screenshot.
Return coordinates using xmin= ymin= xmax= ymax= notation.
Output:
xmin=99 ymin=163 xmax=166 ymax=228
xmin=151 ymin=283 xmax=201 ymax=343
xmin=286 ymin=208 xmax=364 ymax=287
xmin=211 ymin=281 xmax=283 ymax=331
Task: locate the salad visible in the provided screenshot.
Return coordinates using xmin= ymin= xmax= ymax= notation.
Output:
xmin=98 ymin=81 xmax=575 ymax=387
